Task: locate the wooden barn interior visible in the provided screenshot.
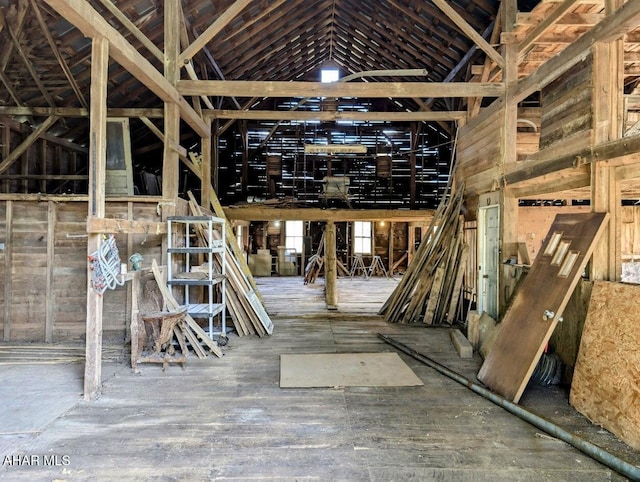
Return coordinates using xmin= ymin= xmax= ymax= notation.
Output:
xmin=1 ymin=0 xmax=639 ymax=479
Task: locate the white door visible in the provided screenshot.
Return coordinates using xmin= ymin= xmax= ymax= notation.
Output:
xmin=478 ymin=205 xmax=500 ymax=318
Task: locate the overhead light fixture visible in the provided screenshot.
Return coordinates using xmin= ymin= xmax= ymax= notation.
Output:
xmin=304 ymin=144 xmax=367 ymax=154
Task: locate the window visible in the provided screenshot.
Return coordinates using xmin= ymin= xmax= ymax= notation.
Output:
xmin=321 ymin=68 xmax=339 ymax=83
xmin=285 ymin=221 xmax=304 ymax=253
xmin=353 ymin=221 xmax=372 ymax=254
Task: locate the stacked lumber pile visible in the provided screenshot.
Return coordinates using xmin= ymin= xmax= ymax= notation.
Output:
xmin=379 ymin=188 xmax=468 ymax=325
xmin=187 ymin=193 xmax=274 ymax=337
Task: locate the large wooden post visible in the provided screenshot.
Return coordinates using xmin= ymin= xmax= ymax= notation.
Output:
xmin=85 ymin=35 xmax=109 ymax=400
xmin=325 ymin=221 xmax=338 ymax=309
xmin=499 ymin=0 xmax=520 ymax=311
xmin=161 ymin=0 xmax=181 ymax=204
xmin=590 ymin=0 xmax=623 ymax=281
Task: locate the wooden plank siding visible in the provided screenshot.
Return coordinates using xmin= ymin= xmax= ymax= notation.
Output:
xmin=456 ymin=103 xmax=504 ymax=195
xmin=539 ymin=56 xmax=593 ymax=151
xmin=0 ymin=199 xmax=164 ymax=342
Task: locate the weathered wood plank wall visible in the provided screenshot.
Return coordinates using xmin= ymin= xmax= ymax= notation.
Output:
xmin=456 ymin=104 xmax=504 ymax=196
xmin=0 ymin=199 xmax=166 ymax=342
xmin=539 ymin=56 xmax=592 ymax=151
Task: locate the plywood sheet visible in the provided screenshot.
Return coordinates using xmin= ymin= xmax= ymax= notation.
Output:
xmin=280 ymin=352 xmax=424 ymax=388
xmin=477 ymin=213 xmax=608 ymax=402
xmin=570 ymin=281 xmax=640 ymax=450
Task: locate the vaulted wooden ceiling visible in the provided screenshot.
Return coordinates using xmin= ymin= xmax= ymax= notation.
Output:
xmin=0 ymin=0 xmax=503 ymax=140
xmin=4 ymin=0 xmax=636 ymax=206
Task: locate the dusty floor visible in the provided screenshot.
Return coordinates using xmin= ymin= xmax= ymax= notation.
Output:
xmin=0 ymin=276 xmax=638 ymax=481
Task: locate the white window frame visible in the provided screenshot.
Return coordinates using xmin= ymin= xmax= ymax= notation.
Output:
xmin=285 ymin=220 xmax=304 ymax=254
xmin=353 ymin=221 xmax=372 ymax=255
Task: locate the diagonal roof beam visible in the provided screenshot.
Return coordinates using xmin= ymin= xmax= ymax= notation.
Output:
xmin=31 ymin=0 xmax=88 ymax=109
xmin=3 ymin=3 xmax=57 ymax=107
xmin=513 ymin=0 xmax=640 ymax=103
xmin=0 ymin=116 xmax=59 ymax=175
xmin=95 ymin=0 xmax=164 ymax=63
xmin=178 ymin=0 xmax=253 ymax=67
xmin=431 ymin=0 xmax=504 ymax=70
xmin=43 ymin=0 xmax=209 ymax=137
xmin=518 ymin=0 xmax=579 ymax=60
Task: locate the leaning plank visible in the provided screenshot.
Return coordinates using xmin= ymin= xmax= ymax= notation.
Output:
xmin=188 ymin=193 xmax=273 ymax=335
xmin=445 ymin=244 xmax=469 ymax=324
xmin=151 ymin=259 xmax=222 ymax=358
xmin=570 ymin=281 xmax=640 ymax=450
xmin=422 ymin=266 xmax=446 ymax=324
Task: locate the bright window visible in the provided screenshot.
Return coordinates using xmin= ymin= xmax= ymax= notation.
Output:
xmin=353 ymin=221 xmax=372 ymax=254
xmin=285 ymin=221 xmax=304 ymax=253
xmin=321 ymin=68 xmax=339 ymax=83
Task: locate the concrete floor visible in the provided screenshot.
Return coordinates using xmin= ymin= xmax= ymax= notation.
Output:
xmin=0 ymin=277 xmax=638 ymax=481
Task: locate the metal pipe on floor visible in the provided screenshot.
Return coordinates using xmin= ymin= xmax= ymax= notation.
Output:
xmin=377 ymin=333 xmax=640 ymax=481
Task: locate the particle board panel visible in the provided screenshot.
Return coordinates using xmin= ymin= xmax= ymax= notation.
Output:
xmin=280 ymin=352 xmax=424 ymax=388
xmin=570 ymin=281 xmax=640 ymax=450
xmin=477 ymin=213 xmax=609 ymax=403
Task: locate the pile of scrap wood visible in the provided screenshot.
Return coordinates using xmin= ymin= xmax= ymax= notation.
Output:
xmin=151 ymin=259 xmax=223 ymax=358
xmin=304 ymin=233 xmax=325 ymax=284
xmin=379 ymin=187 xmax=468 ymax=325
xmin=187 ymin=193 xmax=274 ymax=337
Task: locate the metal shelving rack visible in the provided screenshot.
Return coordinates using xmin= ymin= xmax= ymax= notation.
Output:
xmin=167 ymin=216 xmax=226 ymax=339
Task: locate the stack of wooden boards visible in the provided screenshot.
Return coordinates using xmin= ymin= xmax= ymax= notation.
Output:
xmin=379 ymin=188 xmax=468 ymax=325
xmin=187 ymin=193 xmax=274 ymax=337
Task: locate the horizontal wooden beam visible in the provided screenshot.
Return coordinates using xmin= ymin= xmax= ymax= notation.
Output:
xmin=507 ymin=166 xmax=590 ymax=198
xmin=43 ymin=0 xmax=209 ymax=137
xmin=0 ymin=107 xmax=164 ymax=118
xmin=223 ymin=205 xmax=435 ymax=222
xmin=86 ymin=216 xmax=167 ymax=234
xmin=0 ymin=194 xmax=164 ymax=202
xmin=178 ymin=80 xmax=505 ymax=99
xmin=209 ymin=109 xmax=467 ymax=122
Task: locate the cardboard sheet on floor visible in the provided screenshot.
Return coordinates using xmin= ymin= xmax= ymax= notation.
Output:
xmin=570 ymin=281 xmax=640 ymax=450
xmin=477 ymin=213 xmax=608 ymax=403
xmin=280 ymin=352 xmax=424 ymax=388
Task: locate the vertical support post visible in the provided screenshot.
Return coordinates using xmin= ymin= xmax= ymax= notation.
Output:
xmin=2 ymin=117 xmax=9 ymax=192
xmin=498 ymin=1 xmax=519 ymax=312
xmin=240 ymin=120 xmax=249 ymax=198
xmin=3 ymin=200 xmax=13 ymax=341
xmin=388 ymin=221 xmax=395 ymax=275
xmin=325 ymin=221 xmax=338 ymax=309
xmin=408 ymin=222 xmax=416 ymax=266
xmin=85 ymin=35 xmax=109 ymax=400
xmin=45 ymin=201 xmax=55 ymax=342
xmin=410 ymin=123 xmax=418 ymax=209
xmin=162 ymin=0 xmax=181 ymax=203
xmin=213 ymin=119 xmax=220 ymax=194
xmin=591 ymin=29 xmax=623 ymax=281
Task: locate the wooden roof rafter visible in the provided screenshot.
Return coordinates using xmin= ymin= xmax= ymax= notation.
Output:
xmin=43 ymin=0 xmax=209 ymax=137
